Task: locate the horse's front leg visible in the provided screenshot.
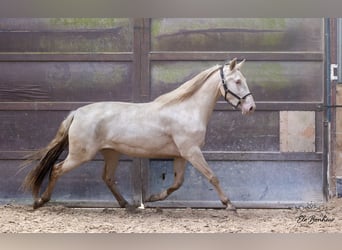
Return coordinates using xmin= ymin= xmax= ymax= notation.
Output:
xmin=146 ymin=157 xmax=186 ymax=202
xmin=181 ymin=147 xmax=236 ymax=211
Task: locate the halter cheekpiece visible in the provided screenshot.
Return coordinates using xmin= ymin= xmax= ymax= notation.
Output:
xmin=219 ymin=63 xmax=252 ymax=109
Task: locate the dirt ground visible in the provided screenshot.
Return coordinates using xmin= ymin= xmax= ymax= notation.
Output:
xmin=1 ymin=198 xmax=342 ymax=233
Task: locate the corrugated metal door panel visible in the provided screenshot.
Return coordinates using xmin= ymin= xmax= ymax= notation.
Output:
xmin=144 ymin=160 xmax=323 ymax=208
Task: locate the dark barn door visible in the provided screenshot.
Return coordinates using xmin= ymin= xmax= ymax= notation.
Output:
xmin=0 ymin=18 xmax=143 ymax=207
xmin=142 ymin=18 xmax=326 ymax=208
xmin=0 ymin=18 xmax=326 ymax=208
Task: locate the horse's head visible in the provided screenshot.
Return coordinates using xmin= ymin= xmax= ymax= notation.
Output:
xmin=219 ymin=58 xmax=256 ymax=115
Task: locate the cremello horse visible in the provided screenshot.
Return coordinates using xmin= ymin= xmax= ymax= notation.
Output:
xmin=22 ymin=58 xmax=256 ymax=210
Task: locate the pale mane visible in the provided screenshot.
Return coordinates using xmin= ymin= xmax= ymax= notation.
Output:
xmin=154 ymin=65 xmax=221 ymax=106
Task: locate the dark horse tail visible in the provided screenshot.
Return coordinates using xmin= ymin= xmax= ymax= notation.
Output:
xmin=21 ymin=111 xmax=75 ymax=196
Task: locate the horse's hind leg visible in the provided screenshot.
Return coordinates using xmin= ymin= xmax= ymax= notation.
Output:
xmin=101 ymin=149 xmax=129 ymax=208
xmin=146 ymin=157 xmax=186 ymax=202
xmin=34 ymin=154 xmax=87 ymax=209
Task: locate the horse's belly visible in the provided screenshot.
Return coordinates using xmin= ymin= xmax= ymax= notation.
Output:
xmin=105 ymin=135 xmax=180 ymax=158
xmin=118 ymin=144 xmax=180 ymax=158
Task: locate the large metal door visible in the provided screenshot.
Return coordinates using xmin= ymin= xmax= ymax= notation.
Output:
xmin=0 ymin=18 xmax=326 ymax=208
xmin=142 ymin=18 xmax=326 ymax=208
xmin=0 ymin=18 xmax=142 ymax=206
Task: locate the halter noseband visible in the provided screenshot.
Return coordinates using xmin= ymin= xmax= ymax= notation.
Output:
xmin=219 ymin=64 xmax=252 ymax=109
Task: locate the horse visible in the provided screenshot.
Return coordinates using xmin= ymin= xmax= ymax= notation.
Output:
xmin=21 ymin=58 xmax=256 ymax=211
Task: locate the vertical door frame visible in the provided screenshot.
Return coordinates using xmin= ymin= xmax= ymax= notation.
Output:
xmin=325 ymin=18 xmax=338 ymax=198
xmin=133 ymin=18 xmax=152 ymax=205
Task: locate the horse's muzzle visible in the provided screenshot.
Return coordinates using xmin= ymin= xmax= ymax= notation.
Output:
xmin=241 ymin=96 xmax=256 ymax=115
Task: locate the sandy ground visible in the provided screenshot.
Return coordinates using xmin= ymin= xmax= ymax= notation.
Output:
xmin=1 ymin=198 xmax=342 ymax=233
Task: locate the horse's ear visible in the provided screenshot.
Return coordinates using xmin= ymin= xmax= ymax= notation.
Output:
xmin=229 ymin=58 xmax=237 ymax=71
xmin=236 ymin=59 xmax=246 ymax=70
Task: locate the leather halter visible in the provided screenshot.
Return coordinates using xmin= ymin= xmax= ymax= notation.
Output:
xmin=219 ymin=64 xmax=252 ymax=109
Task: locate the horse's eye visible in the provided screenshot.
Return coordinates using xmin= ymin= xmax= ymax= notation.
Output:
xmin=236 ymin=79 xmax=241 ymax=84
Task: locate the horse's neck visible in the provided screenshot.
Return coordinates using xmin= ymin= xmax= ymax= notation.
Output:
xmin=188 ymin=71 xmax=221 ymax=124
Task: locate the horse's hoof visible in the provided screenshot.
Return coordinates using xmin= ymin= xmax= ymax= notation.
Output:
xmin=33 ymin=200 xmax=44 ymax=209
xmin=146 ymin=195 xmax=158 ymax=202
xmin=226 ymin=204 xmax=237 ymax=213
xmin=119 ymin=201 xmax=129 ymax=208
xmin=125 ymin=204 xmax=140 ymax=213
xmin=33 ymin=197 xmax=50 ymax=209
